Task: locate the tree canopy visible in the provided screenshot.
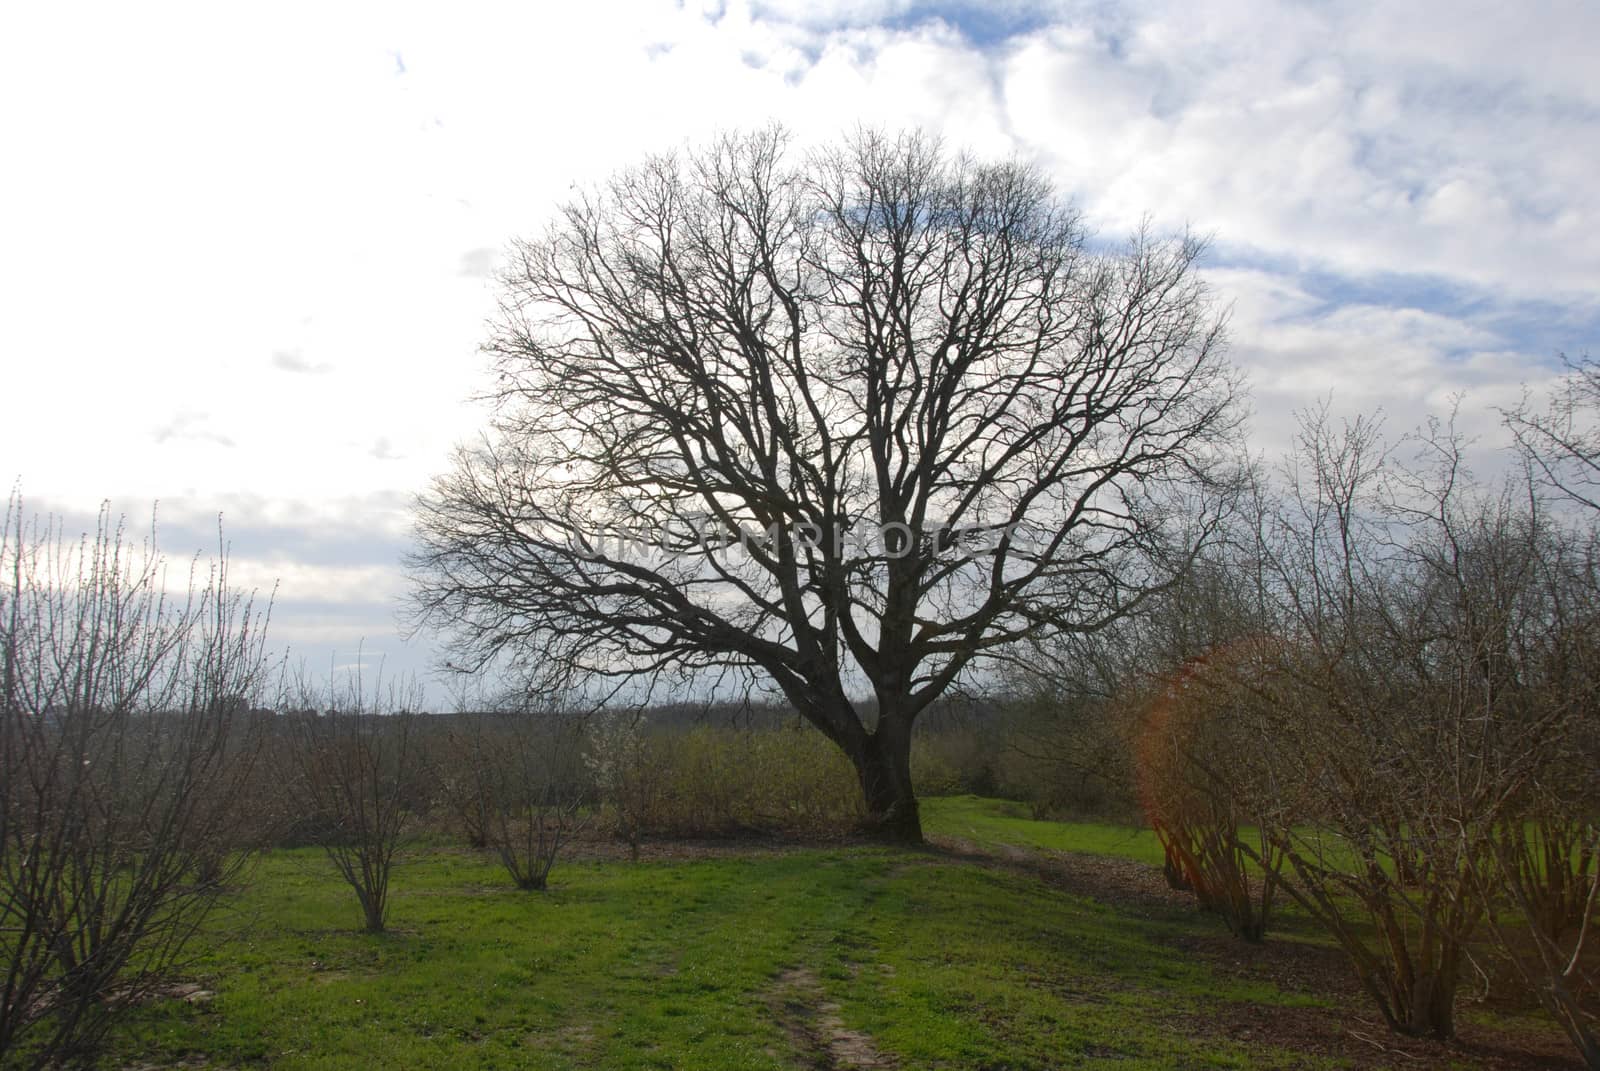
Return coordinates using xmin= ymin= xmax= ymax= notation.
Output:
xmin=409 ymin=127 xmax=1242 ymax=840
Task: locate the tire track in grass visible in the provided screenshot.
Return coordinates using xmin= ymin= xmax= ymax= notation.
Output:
xmin=767 ymin=965 xmax=897 ymax=1070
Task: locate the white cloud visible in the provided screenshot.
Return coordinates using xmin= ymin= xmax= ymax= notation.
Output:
xmin=271 ymin=349 xmax=332 ymax=375
xmin=1 ymin=0 xmax=1593 ymax=700
xmin=998 ymin=2 xmax=1599 ymax=303
xmin=1210 ymin=268 xmax=1565 ymax=461
xmin=224 ymin=558 xmax=405 ymax=607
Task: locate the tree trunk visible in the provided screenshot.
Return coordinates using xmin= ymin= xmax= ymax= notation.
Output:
xmin=848 ymin=719 xmax=922 ymax=844
xmin=1405 ymin=960 xmax=1458 ymax=1040
xmin=356 ymin=886 xmax=386 ymax=933
xmin=1393 ymin=945 xmax=1459 ymax=1039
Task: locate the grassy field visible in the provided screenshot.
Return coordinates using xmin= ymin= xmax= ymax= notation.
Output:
xmin=101 ymin=799 xmax=1575 ymax=1070
xmin=921 ymin=796 xmax=1169 ymax=866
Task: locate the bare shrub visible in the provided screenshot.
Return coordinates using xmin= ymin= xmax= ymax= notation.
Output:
xmin=1133 ymin=640 xmax=1287 ymax=941
xmin=1481 ymin=801 xmax=1600 ymax=1065
xmin=455 ymin=704 xmax=589 ymax=890
xmin=585 ymin=709 xmax=662 ymax=859
xmin=434 ymin=735 xmax=492 ymax=850
xmin=1228 ymin=413 xmax=1489 ymax=1039
xmin=1011 ymin=515 xmax=1278 ymax=827
xmin=1233 ymin=409 xmax=1592 ymax=1041
xmin=1453 ymin=519 xmax=1600 ymax=1063
xmin=0 ymin=498 xmax=272 ymax=1067
xmin=1506 ymin=352 xmax=1600 ymax=513
xmin=284 ymin=669 xmax=421 ymax=933
xmin=1502 ymin=354 xmax=1600 ymax=1066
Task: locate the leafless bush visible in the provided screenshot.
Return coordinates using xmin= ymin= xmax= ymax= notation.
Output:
xmin=284 ymin=668 xmax=421 ymax=933
xmin=452 ymin=704 xmax=589 ymax=890
xmin=1133 ymin=640 xmax=1288 ymax=941
xmin=1481 ymin=792 xmax=1599 ymax=1065
xmin=1497 ymin=368 xmax=1600 ymax=1065
xmin=1224 ymin=409 xmax=1600 ymax=1042
xmin=434 ymin=732 xmax=492 ymax=851
xmin=1230 ymin=412 xmax=1497 ymax=1038
xmin=0 ymin=497 xmax=272 ymax=1068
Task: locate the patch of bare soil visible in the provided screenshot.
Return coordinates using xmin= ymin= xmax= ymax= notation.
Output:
xmin=559 ymin=828 xmax=866 ymax=865
xmin=525 ymin=1022 xmax=597 ymax=1059
xmin=1194 ymin=999 xmax=1585 ymax=1071
xmin=767 ymin=966 xmax=897 ymax=1070
xmin=925 ymin=834 xmax=1585 ymax=1070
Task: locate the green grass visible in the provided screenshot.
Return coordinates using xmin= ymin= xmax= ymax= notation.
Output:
xmin=923 ymin=794 xmax=1168 ymax=865
xmin=109 ymin=843 xmax=1331 ymax=1070
xmin=96 ymin=800 xmax=1569 ymax=1070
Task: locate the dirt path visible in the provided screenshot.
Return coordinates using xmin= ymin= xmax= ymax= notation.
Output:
xmin=767 ymin=965 xmax=897 ymax=1070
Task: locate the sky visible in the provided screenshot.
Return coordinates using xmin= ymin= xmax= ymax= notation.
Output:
xmin=2 ymin=0 xmax=1596 ymax=702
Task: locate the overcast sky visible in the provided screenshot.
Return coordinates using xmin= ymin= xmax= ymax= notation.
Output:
xmin=3 ymin=0 xmax=1596 ymax=700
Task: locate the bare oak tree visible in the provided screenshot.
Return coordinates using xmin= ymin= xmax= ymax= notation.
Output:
xmin=410 ymin=128 xmax=1241 ymax=841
